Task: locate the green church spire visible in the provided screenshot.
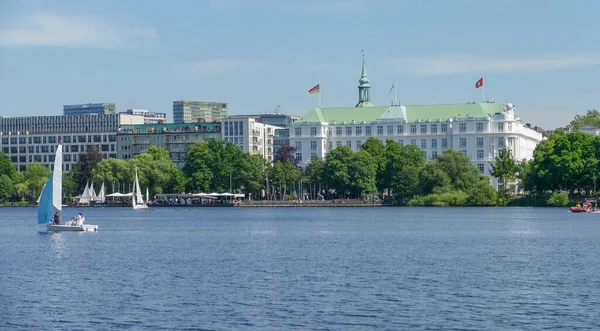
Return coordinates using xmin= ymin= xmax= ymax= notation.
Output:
xmin=356 ymin=50 xmax=373 ymax=107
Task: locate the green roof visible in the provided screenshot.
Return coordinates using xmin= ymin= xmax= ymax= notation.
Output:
xmin=296 ymin=102 xmax=505 ymax=124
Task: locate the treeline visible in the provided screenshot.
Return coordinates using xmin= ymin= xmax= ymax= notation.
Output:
xmin=184 ymin=138 xmax=498 ymax=206
xmin=3 ymin=129 xmax=600 ymax=207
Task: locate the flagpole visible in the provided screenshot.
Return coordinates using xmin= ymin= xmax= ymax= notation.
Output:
xmin=394 ymin=76 xmax=399 ymax=106
xmin=318 ymin=80 xmax=322 ymax=108
xmin=482 ymin=75 xmax=485 ymax=102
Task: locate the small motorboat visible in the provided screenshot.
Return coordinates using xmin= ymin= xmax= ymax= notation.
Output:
xmin=570 ymin=207 xmax=589 ymax=213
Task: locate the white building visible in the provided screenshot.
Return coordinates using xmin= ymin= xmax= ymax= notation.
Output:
xmin=121 ymin=109 xmax=167 ymax=124
xmin=0 ymin=113 xmax=144 ymax=172
xmin=222 ymin=117 xmax=280 ymax=162
xmin=289 ymin=57 xmax=543 ymax=189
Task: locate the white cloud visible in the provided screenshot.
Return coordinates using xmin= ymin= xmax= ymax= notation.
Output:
xmin=387 ymin=53 xmax=600 ymax=76
xmin=0 ymin=13 xmax=157 ymax=49
xmin=172 ymin=59 xmax=268 ymax=75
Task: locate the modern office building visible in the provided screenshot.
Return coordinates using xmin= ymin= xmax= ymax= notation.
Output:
xmin=117 ymin=122 xmax=222 ymax=169
xmin=121 ymin=109 xmax=167 ymax=124
xmin=288 ymin=56 xmax=544 ymax=189
xmin=0 ymin=113 xmax=144 ymax=172
xmin=227 ymin=113 xmax=298 ymax=159
xmin=222 ymin=117 xmax=280 ymax=163
xmin=63 ymin=103 xmax=116 ymax=116
xmin=173 ymin=101 xmax=228 ymax=123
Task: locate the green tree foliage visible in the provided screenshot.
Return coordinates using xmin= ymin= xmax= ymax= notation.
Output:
xmin=360 ymin=137 xmax=386 ymax=190
xmin=303 ymin=157 xmax=324 ymax=200
xmin=0 ymin=152 xmax=16 ymax=179
xmin=130 ymin=146 xmax=185 ymax=195
xmin=74 ymin=147 xmax=104 ymax=192
xmin=62 ymin=169 xmax=79 ymax=199
xmin=567 ymin=109 xmax=600 ymax=131
xmin=547 ymin=192 xmax=570 ymax=207
xmin=384 ymin=143 xmax=426 ymax=203
xmin=183 ymin=141 xmax=214 ymax=192
xmin=271 ymin=159 xmax=302 ymax=199
xmin=409 ymin=150 xmax=496 ymax=206
xmin=0 ymin=174 xmax=14 ymax=199
xmin=348 ymin=150 xmax=377 ymax=197
xmin=490 ymin=148 xmax=521 ymax=205
xmin=525 ymin=132 xmax=597 ymax=195
xmin=16 ymin=163 xmax=52 ymax=200
xmin=322 ymin=146 xmax=354 ymax=198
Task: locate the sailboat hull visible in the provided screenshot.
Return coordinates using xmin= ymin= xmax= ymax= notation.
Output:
xmin=47 ymin=224 xmax=99 ymax=232
xmin=133 ymin=204 xmax=148 ymax=210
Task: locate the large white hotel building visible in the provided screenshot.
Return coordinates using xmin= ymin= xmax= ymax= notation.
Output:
xmin=289 ymin=57 xmax=544 ymax=189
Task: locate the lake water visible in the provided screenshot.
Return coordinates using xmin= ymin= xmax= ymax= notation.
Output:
xmin=1 ymin=207 xmax=600 ymax=330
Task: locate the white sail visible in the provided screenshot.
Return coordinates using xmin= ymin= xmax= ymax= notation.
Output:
xmin=89 ymin=182 xmax=97 ymax=201
xmin=80 ymin=182 xmax=91 ymax=204
xmin=146 ymin=187 xmax=149 ymax=204
xmin=131 ymin=180 xmax=136 ymax=206
xmin=98 ymin=182 xmax=105 ymax=203
xmin=135 ymin=169 xmax=144 ymax=205
xmin=52 ymin=145 xmax=63 ymax=211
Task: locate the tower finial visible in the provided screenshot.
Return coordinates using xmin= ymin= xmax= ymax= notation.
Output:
xmin=356 ymin=49 xmax=373 ymax=107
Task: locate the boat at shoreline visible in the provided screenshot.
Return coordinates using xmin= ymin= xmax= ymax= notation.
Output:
xmin=38 ymin=144 xmax=98 ymax=232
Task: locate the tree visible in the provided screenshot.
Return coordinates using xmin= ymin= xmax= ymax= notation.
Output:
xmin=20 ymin=163 xmax=52 ymax=200
xmin=348 ymin=150 xmax=377 ymax=197
xmin=383 ymin=143 xmax=425 ymax=204
xmin=490 ymin=148 xmax=521 ymax=204
xmin=567 ymin=109 xmax=600 ymax=131
xmin=0 ymin=174 xmax=14 ymax=200
xmin=322 ymin=146 xmax=354 ymax=198
xmin=434 ymin=150 xmax=480 ymax=192
xmin=183 ymin=142 xmax=214 ymax=192
xmin=239 ymin=154 xmax=269 ymax=198
xmin=360 ymin=137 xmax=386 ymax=192
xmin=0 ymin=152 xmax=16 ymax=180
xmin=465 ymin=176 xmax=497 ymax=206
xmin=63 ymin=169 xmax=79 ymax=199
xmin=130 ymin=146 xmax=185 ymax=195
xmin=271 ymin=159 xmax=301 ymax=199
xmin=91 ymin=158 xmax=133 ymax=193
xmin=303 ymin=157 xmax=324 ymax=200
xmin=274 ymin=145 xmax=297 ymax=165
xmin=74 ymin=147 xmax=103 ymax=192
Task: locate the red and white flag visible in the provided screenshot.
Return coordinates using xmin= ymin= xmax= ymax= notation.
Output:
xmin=475 ymin=77 xmax=484 ymax=89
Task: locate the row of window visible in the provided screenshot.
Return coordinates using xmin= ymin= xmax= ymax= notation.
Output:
xmin=224 ymin=137 xmax=244 ymax=145
xmin=1 ymin=143 xmax=115 ymax=154
xmin=295 ymin=122 xmax=514 ymax=137
xmin=295 ymin=137 xmax=514 ymax=152
xmin=1 ymin=134 xmax=116 ymax=145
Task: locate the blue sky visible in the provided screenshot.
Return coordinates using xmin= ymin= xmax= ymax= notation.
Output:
xmin=1 ymin=0 xmax=599 ymax=129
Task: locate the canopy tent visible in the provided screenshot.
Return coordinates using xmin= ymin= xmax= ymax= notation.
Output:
xmin=106 ymin=192 xmax=133 ymax=197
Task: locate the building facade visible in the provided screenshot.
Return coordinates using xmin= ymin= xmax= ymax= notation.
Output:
xmin=121 ymin=109 xmax=167 ymax=124
xmin=288 ymin=57 xmax=543 ymax=189
xmin=222 ymin=117 xmax=279 ymax=163
xmin=117 ymin=122 xmax=222 ymax=169
xmin=0 ymin=113 xmax=144 ymax=172
xmin=173 ymin=101 xmax=228 ymax=123
xmin=63 ymin=103 xmax=116 ymax=116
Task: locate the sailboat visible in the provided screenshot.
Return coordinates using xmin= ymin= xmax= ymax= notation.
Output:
xmin=39 ymin=145 xmax=98 ymax=232
xmin=98 ymin=182 xmax=106 ymax=203
xmin=132 ymin=168 xmax=148 ymax=210
xmin=79 ymin=181 xmax=91 ymax=205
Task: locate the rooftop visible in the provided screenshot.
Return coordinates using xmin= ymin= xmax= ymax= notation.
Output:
xmin=296 ymin=102 xmax=508 ymax=124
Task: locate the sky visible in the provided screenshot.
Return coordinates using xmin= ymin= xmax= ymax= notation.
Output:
xmin=1 ymin=0 xmax=599 ymax=130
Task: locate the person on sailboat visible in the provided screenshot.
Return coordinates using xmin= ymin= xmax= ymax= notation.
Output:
xmin=53 ymin=211 xmax=61 ymax=225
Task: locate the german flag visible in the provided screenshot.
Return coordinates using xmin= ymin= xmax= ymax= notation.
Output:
xmin=308 ymin=84 xmax=320 ymax=94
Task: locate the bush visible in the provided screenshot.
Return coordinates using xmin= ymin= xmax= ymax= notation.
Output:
xmin=547 ymin=192 xmax=570 ymax=207
xmin=407 ymin=191 xmax=468 ymax=206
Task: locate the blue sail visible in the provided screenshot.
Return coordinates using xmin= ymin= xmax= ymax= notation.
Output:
xmin=38 ymin=174 xmax=55 ymax=225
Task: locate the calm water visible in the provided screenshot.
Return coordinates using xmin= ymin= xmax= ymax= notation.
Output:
xmin=1 ymin=207 xmax=600 ymax=330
